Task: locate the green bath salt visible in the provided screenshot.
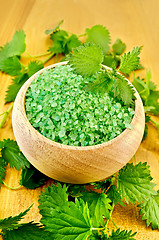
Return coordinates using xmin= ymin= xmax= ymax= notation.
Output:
xmin=25 ymin=64 xmax=135 ymax=146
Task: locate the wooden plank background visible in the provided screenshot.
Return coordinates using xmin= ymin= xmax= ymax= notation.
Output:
xmin=0 ymin=0 xmax=159 ymax=239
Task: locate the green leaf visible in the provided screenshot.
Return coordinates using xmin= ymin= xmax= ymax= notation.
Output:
xmin=5 ymin=73 xmax=28 ymax=103
xmin=45 ymin=19 xmax=64 ymax=35
xmin=107 ymin=184 xmax=125 ymax=206
xmin=1 ymin=139 xmax=30 ymax=170
xmin=41 ymin=200 xmax=91 ymax=240
xmin=102 ymin=54 xmax=120 ymax=68
xmin=132 ymin=73 xmax=159 ymax=115
xmin=146 ymin=69 xmax=151 ymax=90
xmin=86 ymin=25 xmax=111 ymax=54
xmin=112 ymin=39 xmax=126 ymax=55
xmin=107 ymin=228 xmax=137 ymax=240
xmin=145 ymin=114 xmax=151 ymax=123
xmin=80 ymin=191 xmax=112 ymax=227
xmin=138 ymin=190 xmax=159 ymax=229
xmin=39 ymin=183 xmax=91 ymax=239
xmin=142 ymin=124 xmax=148 ymax=141
xmin=88 ymin=235 xmax=102 ymax=240
xmin=39 ymin=182 xmax=69 ymax=212
xmin=132 ymin=76 xmax=149 ymax=102
xmin=20 ymin=165 xmax=49 ymax=189
xmin=119 ymin=47 xmax=141 ymax=75
xmin=49 ymin=30 xmax=69 ymax=54
xmin=27 ymin=61 xmax=43 ymax=78
xmin=0 ymin=30 xmax=26 ymax=61
xmin=135 ymin=63 xmax=144 ymax=70
xmin=2 ymin=222 xmax=52 ymax=240
xmin=0 ymin=205 xmax=32 ymax=231
xmin=67 ymin=183 xmax=86 ymax=197
xmin=0 ymin=157 xmax=7 ymax=187
xmin=65 ymin=34 xmax=81 ymax=54
xmin=114 ymin=73 xmax=135 ymax=106
xmin=88 ymin=229 xmax=137 ymax=240
xmin=67 ymin=43 xmax=103 ymax=76
xmin=84 ymin=70 xmax=114 ymax=94
xmin=0 ymin=56 xmax=21 ymax=76
xmin=0 ymin=141 xmax=5 ymax=149
xmin=117 ymin=162 xmax=157 ymax=204
xmin=49 ymin=31 xmax=81 ymax=55
xmin=89 ymin=178 xmax=111 ymax=192
xmin=146 ymin=91 xmax=159 ymax=115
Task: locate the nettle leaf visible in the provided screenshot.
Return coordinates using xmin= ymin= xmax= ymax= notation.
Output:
xmin=80 ymin=191 xmax=112 ymax=227
xmin=142 ymin=123 xmax=148 ymax=141
xmin=42 ymin=200 xmax=91 ymax=240
xmin=107 ymin=184 xmax=125 ymax=206
xmin=86 ymin=25 xmax=111 ymax=54
xmin=1 ymin=139 xmax=30 ymax=170
xmin=112 ymin=38 xmax=126 ymax=55
xmin=65 ymin=34 xmax=81 ymax=54
xmin=39 ymin=182 xmax=69 ymax=213
xmin=27 ymin=60 xmax=43 ymax=78
xmin=49 ymin=30 xmax=69 ymax=54
xmin=132 ymin=73 xmax=159 ymax=115
xmin=5 ymin=73 xmax=28 ymax=103
xmin=138 ymin=190 xmax=159 ymax=230
xmin=146 ymin=91 xmax=159 ymax=115
xmin=103 ymin=54 xmax=120 ymax=68
xmin=117 ymin=162 xmax=157 ymax=204
xmin=88 ymin=229 xmax=137 ymax=240
xmin=107 ymin=228 xmax=137 ymax=240
xmin=119 ymin=47 xmax=141 ymax=75
xmin=39 ymin=183 xmax=92 ymax=240
xmin=3 ymin=222 xmax=52 ymax=240
xmin=67 ymin=43 xmax=104 ymax=76
xmin=0 ymin=56 xmax=21 ymax=76
xmin=88 ymin=235 xmax=102 ymax=240
xmin=67 ymin=183 xmax=86 ymax=197
xmin=132 ymin=76 xmax=148 ymax=101
xmin=0 ymin=30 xmax=26 ymax=61
xmin=84 ymin=70 xmax=114 ymax=94
xmin=0 ymin=157 xmax=7 ymax=187
xmin=20 ymin=165 xmax=49 ymax=189
xmin=0 ymin=205 xmax=32 ymax=231
xmin=114 ymin=74 xmax=135 ymax=106
xmin=45 ymin=19 xmax=64 ymax=35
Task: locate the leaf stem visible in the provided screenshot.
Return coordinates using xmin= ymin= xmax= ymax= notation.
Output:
xmin=134 ymin=155 xmax=137 ymax=164
xmin=0 ymin=112 xmax=6 ymax=116
xmin=150 ymin=118 xmax=159 ymax=130
xmin=0 ymin=102 xmax=14 ymax=129
xmin=110 ymin=216 xmax=118 ymax=229
xmin=32 ymin=52 xmax=51 ymax=58
xmin=104 ymin=202 xmax=115 ymax=233
xmin=78 ymin=33 xmax=87 ymax=38
xmin=3 ymin=181 xmax=22 ymax=190
xmin=23 ymin=51 xmax=51 ymax=59
xmin=42 ymin=52 xmax=55 ymax=65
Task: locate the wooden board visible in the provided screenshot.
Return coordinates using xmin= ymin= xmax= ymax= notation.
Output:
xmin=0 ymin=0 xmax=159 ymax=239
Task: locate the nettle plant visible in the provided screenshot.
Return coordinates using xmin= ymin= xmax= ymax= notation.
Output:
xmin=0 ymin=21 xmax=159 ymax=239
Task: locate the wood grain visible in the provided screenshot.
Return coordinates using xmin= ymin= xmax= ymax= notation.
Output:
xmin=0 ymin=0 xmax=159 ymax=239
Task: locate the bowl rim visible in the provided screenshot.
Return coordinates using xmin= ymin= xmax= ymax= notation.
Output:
xmin=13 ymin=61 xmax=144 ymax=151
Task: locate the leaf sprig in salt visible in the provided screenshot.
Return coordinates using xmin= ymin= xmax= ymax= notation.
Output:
xmin=67 ymin=43 xmax=140 ymax=106
xmin=67 ymin=42 xmax=104 ymax=76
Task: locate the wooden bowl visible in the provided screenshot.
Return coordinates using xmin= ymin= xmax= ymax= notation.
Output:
xmin=12 ymin=62 xmax=145 ymax=184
